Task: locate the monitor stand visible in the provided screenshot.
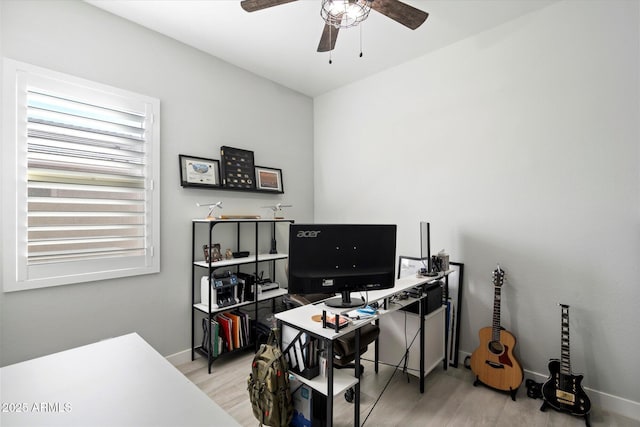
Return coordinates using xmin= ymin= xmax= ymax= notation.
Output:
xmin=325 ymin=292 xmax=364 ymax=309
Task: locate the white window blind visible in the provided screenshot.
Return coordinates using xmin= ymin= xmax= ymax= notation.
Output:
xmin=2 ymin=59 xmax=160 ymax=292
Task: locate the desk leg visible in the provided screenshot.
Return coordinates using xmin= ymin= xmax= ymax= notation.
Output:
xmin=443 ymin=277 xmax=449 ymax=371
xmin=327 ymin=340 xmax=334 ymax=425
xmin=374 ymin=319 xmax=379 ymax=374
xmin=419 ymin=297 xmax=425 ymax=393
xmin=354 ymin=329 xmax=361 ymax=427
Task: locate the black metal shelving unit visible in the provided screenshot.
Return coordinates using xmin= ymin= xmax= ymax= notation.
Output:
xmin=190 ymin=218 xmax=294 ymax=373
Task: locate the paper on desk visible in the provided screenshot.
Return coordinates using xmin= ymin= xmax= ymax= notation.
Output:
xmin=346 ymin=309 xmax=375 ymax=319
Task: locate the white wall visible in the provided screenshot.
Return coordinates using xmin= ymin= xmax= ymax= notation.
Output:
xmin=314 ymin=0 xmax=639 ymax=413
xmin=0 ymin=0 xmax=314 ymax=365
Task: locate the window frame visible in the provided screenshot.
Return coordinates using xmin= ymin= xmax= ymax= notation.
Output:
xmin=2 ymin=59 xmax=161 ymax=292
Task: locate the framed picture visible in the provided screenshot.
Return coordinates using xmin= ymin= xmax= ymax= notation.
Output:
xmin=203 ymin=243 xmax=223 ymax=263
xmin=220 ymin=146 xmax=256 ymax=190
xmin=446 ymin=262 xmax=463 ymax=368
xmin=255 ymin=166 xmax=284 ymax=193
xmin=397 ymin=255 xmax=428 ymax=279
xmin=179 ymin=155 xmax=220 ymax=188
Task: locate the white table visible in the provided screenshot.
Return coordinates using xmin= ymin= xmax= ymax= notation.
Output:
xmin=0 ymin=333 xmax=240 ymax=427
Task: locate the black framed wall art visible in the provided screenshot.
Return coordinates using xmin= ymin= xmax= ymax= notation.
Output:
xmin=255 ymin=166 xmax=283 ymax=193
xmin=220 ymin=146 xmax=256 ymax=190
xmin=179 ymin=155 xmax=220 ymax=188
xmin=447 ymin=262 xmax=463 ymax=368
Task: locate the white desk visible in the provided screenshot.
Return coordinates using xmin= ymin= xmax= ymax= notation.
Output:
xmin=275 ymin=273 xmax=447 ymax=426
xmin=0 ymin=333 xmax=240 ymax=427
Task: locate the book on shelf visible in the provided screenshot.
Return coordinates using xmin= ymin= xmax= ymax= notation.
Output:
xmin=211 ymin=318 xmax=220 ymax=357
xmin=217 ymin=314 xmax=233 ymax=352
xmin=225 ymin=312 xmax=241 ymax=349
xmin=233 ymin=310 xmax=250 ymax=348
xmin=202 ymin=317 xmax=221 ymax=357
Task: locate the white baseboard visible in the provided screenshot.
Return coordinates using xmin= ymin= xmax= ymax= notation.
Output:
xmin=456 ymin=351 xmax=640 ymax=422
xmin=166 ymin=348 xmax=193 ymax=366
xmin=524 ymin=369 xmax=640 ymax=422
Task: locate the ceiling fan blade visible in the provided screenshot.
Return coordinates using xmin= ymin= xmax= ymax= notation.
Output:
xmin=240 ymin=0 xmax=298 ymax=13
xmin=370 ymin=0 xmax=428 ymax=30
xmin=317 ymin=23 xmax=340 ymax=52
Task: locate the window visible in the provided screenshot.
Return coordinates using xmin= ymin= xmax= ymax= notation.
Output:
xmin=2 ymin=59 xmax=160 ymax=292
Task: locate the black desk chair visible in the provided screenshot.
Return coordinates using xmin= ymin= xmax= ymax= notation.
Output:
xmin=282 ymin=293 xmax=380 ymax=402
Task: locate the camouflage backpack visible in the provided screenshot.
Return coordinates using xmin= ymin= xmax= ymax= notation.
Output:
xmin=247 ymin=329 xmax=293 ymax=427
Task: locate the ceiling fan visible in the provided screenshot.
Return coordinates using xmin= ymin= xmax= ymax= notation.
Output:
xmin=240 ymin=0 xmax=429 ymax=52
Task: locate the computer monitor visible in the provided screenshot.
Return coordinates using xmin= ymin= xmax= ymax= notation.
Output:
xmin=287 ymin=224 xmax=397 ymax=308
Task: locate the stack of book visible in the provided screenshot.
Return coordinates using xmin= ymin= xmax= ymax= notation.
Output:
xmin=216 ymin=311 xmax=251 ymax=352
xmin=202 ymin=310 xmax=251 ymax=356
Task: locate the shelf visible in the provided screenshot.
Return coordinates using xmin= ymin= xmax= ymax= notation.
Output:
xmin=194 ymin=287 xmax=288 ymax=314
xmin=195 ymin=344 xmax=253 ymax=362
xmin=290 ymin=369 xmax=359 ymax=397
xmin=184 ymin=186 xmax=283 ymax=195
xmin=194 ymin=253 xmax=288 ymax=269
xmin=194 ymin=300 xmax=253 ymax=314
xmin=257 ymin=287 xmax=288 ymax=301
xmin=192 ymin=218 xmax=294 ymax=223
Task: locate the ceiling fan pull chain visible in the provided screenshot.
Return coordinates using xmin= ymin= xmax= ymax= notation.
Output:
xmin=329 ymin=24 xmax=333 ymax=64
xmin=359 ymin=22 xmax=364 ymax=58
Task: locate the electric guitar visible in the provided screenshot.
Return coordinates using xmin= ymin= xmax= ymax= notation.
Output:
xmin=470 ymin=266 xmax=523 ymax=399
xmin=541 ymin=304 xmax=591 ymax=417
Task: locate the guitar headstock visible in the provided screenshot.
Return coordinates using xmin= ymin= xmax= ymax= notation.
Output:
xmin=492 ymin=265 xmax=505 ymax=288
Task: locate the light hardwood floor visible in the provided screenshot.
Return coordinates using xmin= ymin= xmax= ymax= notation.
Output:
xmin=176 ymin=349 xmax=639 ymax=427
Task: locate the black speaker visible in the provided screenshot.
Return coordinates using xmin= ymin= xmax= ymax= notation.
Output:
xmin=424 ymin=281 xmax=443 ymax=314
xmin=401 ymin=281 xmax=443 ymax=315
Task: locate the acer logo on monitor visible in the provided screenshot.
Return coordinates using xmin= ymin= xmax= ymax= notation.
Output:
xmin=296 ymin=230 xmax=321 ymax=238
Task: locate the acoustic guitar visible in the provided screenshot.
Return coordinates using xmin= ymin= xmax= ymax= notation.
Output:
xmin=470 ymin=266 xmax=523 ymax=400
xmin=541 ymin=304 xmax=591 ymax=422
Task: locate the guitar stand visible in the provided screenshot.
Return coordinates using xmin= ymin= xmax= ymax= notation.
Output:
xmin=473 ymin=375 xmax=519 ymax=401
xmin=539 ymin=401 xmax=591 ymax=427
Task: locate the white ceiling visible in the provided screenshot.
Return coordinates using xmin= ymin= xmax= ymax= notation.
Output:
xmin=86 ymin=0 xmax=558 ymax=97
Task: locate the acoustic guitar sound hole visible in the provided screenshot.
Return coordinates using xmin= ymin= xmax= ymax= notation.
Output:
xmin=489 ymin=340 xmax=504 ymax=355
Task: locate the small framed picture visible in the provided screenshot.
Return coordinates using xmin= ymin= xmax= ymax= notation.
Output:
xmin=397 ymin=255 xmax=428 ymax=279
xmin=203 ymin=243 xmax=223 ymax=263
xmin=255 ymin=166 xmax=284 ymax=193
xmin=179 ymin=155 xmax=221 ymax=188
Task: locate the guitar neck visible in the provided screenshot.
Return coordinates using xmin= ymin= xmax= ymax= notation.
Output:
xmin=491 ymin=284 xmax=502 ymax=342
xmin=560 ymin=304 xmax=571 ymax=375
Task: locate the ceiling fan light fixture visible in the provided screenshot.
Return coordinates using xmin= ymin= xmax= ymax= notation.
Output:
xmin=321 ymin=0 xmax=372 ymax=29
